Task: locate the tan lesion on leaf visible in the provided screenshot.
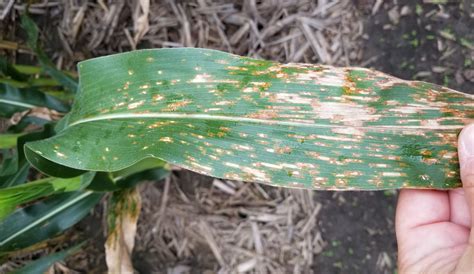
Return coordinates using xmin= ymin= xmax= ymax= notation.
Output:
xmin=148 ymin=121 xmax=176 ymax=129
xmin=335 ymin=178 xmax=348 ymax=187
xmin=188 ymin=162 xmax=213 ymax=174
xmin=239 ymin=166 xmax=271 ymax=182
xmin=54 ymin=150 xmax=67 ymax=158
xmin=152 ymin=94 xmax=164 ymax=101
xmin=159 ymin=137 xmax=173 ymax=143
xmin=270 ymin=92 xmax=314 ymax=105
xmin=223 ymin=172 xmax=243 ymax=181
xmin=162 ymin=100 xmax=191 ymax=111
xmin=246 ymin=110 xmax=279 ymax=119
xmin=214 ymin=100 xmax=235 ymax=106
xmin=242 ymin=86 xmax=259 ymax=93
xmin=189 ymin=73 xmax=212 ymax=83
xmin=226 ymin=66 xmax=248 ymax=71
xmin=312 ymin=101 xmax=380 ymax=126
xmin=128 ymin=100 xmax=145 ymax=110
xmin=123 ymin=81 xmax=131 ymax=90
xmin=296 ymin=162 xmax=317 ymax=169
xmin=231 ymin=144 xmax=254 ymax=151
xmin=381 ymin=172 xmax=406 ymax=177
xmin=344 ymin=171 xmax=363 ymax=177
xmin=209 ymin=154 xmax=219 ymax=160
xmin=275 ymin=146 xmax=292 ymax=154
xmin=369 ymin=163 xmax=388 ymax=168
xmin=288 ymin=65 xmax=346 ymax=87
xmin=312 ymin=176 xmax=328 ymax=187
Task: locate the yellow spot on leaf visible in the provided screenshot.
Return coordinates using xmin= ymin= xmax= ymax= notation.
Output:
xmin=128 ymin=100 xmax=145 ymax=110
xmin=159 ymin=137 xmax=173 ymax=143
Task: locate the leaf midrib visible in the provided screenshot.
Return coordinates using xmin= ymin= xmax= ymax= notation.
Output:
xmin=67 ymin=112 xmax=464 ymax=130
xmin=0 ymin=98 xmax=37 ymax=109
xmin=0 ymin=191 xmax=93 ymax=246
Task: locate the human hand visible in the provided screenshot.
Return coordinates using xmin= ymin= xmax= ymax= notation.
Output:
xmin=396 ymin=124 xmax=474 ymax=273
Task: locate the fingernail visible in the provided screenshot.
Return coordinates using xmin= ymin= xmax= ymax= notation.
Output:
xmin=459 ymin=125 xmax=474 ymax=170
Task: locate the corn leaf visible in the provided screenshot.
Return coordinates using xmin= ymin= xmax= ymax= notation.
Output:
xmin=25 ymin=49 xmax=474 ymax=190
xmin=20 ymin=14 xmax=78 ymax=93
xmin=0 ymin=57 xmax=29 ymax=82
xmin=0 ymin=191 xmax=101 ymax=253
xmin=86 ymin=158 xmax=169 ymax=192
xmin=0 ymin=83 xmax=70 ymax=118
xmin=105 ymin=187 xmax=141 ymax=273
xmin=0 ymin=173 xmax=94 ymax=219
xmin=0 ymin=133 xmax=24 ymax=149
xmin=0 ymin=125 xmax=55 ymax=180
xmin=9 ymin=243 xmax=84 ymax=274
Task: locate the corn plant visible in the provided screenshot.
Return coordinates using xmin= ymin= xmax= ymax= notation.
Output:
xmin=0 ymin=15 xmax=168 ymax=271
xmin=1 ymin=13 xmax=473 ymax=272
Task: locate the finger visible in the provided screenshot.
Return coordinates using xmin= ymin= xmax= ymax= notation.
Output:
xmin=458 ymin=124 xmax=474 ymax=228
xmin=457 ymin=124 xmax=474 ymax=273
xmin=449 ymin=189 xmax=471 ymax=228
xmin=396 ymin=189 xmax=449 ymax=231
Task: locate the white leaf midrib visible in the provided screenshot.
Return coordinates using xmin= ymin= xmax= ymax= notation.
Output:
xmin=67 ymin=112 xmax=464 ymax=130
xmin=0 ymin=191 xmax=94 ymax=246
xmin=0 ymin=99 xmax=37 ymax=109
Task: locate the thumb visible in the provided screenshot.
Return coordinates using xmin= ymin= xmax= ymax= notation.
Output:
xmin=456 ymin=124 xmax=474 ymax=274
xmin=458 ymin=124 xmax=474 ymax=210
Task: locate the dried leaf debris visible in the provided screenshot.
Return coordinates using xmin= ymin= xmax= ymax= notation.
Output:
xmin=136 ymin=175 xmax=325 ymax=273
xmin=4 ymin=0 xmax=362 ymax=67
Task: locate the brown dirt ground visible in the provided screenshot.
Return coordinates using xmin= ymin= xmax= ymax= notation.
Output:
xmin=1 ymin=0 xmax=472 ymax=273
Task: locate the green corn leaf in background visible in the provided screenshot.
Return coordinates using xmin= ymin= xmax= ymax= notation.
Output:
xmin=0 ymin=191 xmax=101 ymax=253
xmin=86 ymin=158 xmax=169 ymax=192
xmin=0 ymin=133 xmax=24 ymax=149
xmin=0 ymin=173 xmax=94 ymax=219
xmin=9 ymin=243 xmax=85 ymax=274
xmin=0 ymin=83 xmax=70 ymax=118
xmin=20 ymin=14 xmax=78 ymax=93
xmin=0 ymin=125 xmax=55 ymax=181
xmin=0 ymin=57 xmax=29 ymax=82
xmin=24 ymin=48 xmax=473 ymax=190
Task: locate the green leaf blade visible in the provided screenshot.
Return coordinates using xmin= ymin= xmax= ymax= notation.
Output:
xmin=0 ymin=83 xmax=70 ymax=118
xmin=0 ymin=191 xmax=101 ymax=253
xmin=0 ymin=173 xmax=94 ymax=219
xmin=20 ymin=14 xmax=78 ymax=93
xmin=25 ymin=49 xmax=474 ymax=190
xmin=10 ymin=243 xmax=84 ymax=274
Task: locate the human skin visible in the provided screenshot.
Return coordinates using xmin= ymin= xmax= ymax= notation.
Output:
xmin=396 ymin=124 xmax=474 ymax=273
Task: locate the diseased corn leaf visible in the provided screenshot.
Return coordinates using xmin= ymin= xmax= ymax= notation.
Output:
xmin=0 ymin=191 xmax=101 ymax=253
xmin=25 ymin=49 xmax=474 ymax=190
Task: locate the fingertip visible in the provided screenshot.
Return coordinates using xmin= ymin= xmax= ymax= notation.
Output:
xmin=458 ymin=124 xmax=474 ymax=187
xmin=458 ymin=124 xmax=474 ymax=168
